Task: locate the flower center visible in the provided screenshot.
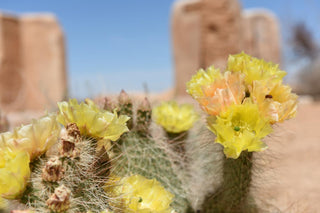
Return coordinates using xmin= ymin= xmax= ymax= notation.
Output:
xmin=234 ymin=126 xmax=240 ymax=131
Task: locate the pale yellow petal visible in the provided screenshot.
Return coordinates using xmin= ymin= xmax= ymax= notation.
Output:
xmin=57 ymin=99 xmax=130 ymax=141
xmin=152 ymin=101 xmax=199 ymax=133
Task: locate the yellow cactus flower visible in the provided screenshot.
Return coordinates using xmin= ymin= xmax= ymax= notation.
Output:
xmin=249 ymin=81 xmax=298 ymax=124
xmin=207 ymin=102 xmax=272 ymax=159
xmin=57 ymin=99 xmax=130 ymax=141
xmin=106 ymin=174 xmax=174 ymax=213
xmin=152 ymin=101 xmax=198 ymax=133
xmin=0 ymin=147 xmax=30 ymax=199
xmin=227 ymin=52 xmax=286 ymax=85
xmin=196 ymin=71 xmax=245 ymax=116
xmin=186 ymin=65 xmax=222 ymax=99
xmin=0 ymin=114 xmax=60 ymax=160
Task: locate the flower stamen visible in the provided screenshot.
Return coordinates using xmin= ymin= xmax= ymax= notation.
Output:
xmin=234 ymin=126 xmax=240 ymax=131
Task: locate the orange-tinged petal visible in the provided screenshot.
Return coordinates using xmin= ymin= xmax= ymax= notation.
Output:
xmin=197 ymin=71 xmax=245 ymax=115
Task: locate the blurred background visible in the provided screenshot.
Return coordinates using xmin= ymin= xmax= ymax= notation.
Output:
xmin=0 ymin=0 xmax=320 ymax=212
xmin=1 ymin=0 xmax=320 ymax=101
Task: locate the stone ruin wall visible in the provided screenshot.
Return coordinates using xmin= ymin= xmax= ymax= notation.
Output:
xmin=0 ymin=12 xmax=67 ymax=112
xmin=172 ymin=0 xmax=281 ymax=96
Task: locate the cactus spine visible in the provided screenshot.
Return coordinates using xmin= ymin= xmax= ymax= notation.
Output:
xmin=21 ymin=123 xmax=113 ymax=212
xmin=201 ymin=151 xmax=257 ymax=213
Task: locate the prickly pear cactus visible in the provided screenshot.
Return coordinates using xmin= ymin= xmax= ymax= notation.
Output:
xmin=111 ymin=131 xmax=190 ymax=212
xmin=106 ymin=92 xmax=191 ymax=212
xmin=21 ymin=124 xmax=113 ymax=213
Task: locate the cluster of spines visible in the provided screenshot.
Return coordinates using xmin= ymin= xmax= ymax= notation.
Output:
xmin=102 ymin=91 xmax=191 ymax=212
xmin=103 ymin=90 xmax=152 ymax=136
xmin=11 ymin=89 xmax=267 ymax=213
xmin=201 ymin=152 xmax=258 ymax=213
xmin=21 ymin=123 xmax=114 ymax=213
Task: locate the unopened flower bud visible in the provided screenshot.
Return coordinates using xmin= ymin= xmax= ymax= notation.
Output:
xmin=103 ymin=97 xmax=118 ymax=112
xmin=118 ymin=90 xmax=133 ymax=129
xmin=118 ymin=90 xmax=131 ymax=105
xmin=136 ymin=97 xmax=152 ymax=135
xmin=42 ymin=157 xmax=64 ymax=182
xmin=46 ymin=185 xmax=71 ymax=212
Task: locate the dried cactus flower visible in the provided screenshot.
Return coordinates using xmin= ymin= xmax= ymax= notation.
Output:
xmin=59 ymin=136 xmax=79 ymax=158
xmin=58 ymin=123 xmax=81 ymax=158
xmin=207 ymin=102 xmax=272 ymax=159
xmin=42 ymin=156 xmax=64 ymax=182
xmin=106 ymin=174 xmax=174 ymax=213
xmin=57 ymin=99 xmax=130 ymax=141
xmin=0 ymin=114 xmax=61 ymax=160
xmin=227 ymin=51 xmax=286 ymax=85
xmin=0 ymin=147 xmax=30 ymax=199
xmin=152 ymin=101 xmax=198 ymax=133
xmin=46 ymin=185 xmax=71 ymax=212
xmin=65 ymin=123 xmax=81 ymax=142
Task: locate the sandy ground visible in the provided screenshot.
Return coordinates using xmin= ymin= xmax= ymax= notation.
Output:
xmin=254 ymin=101 xmax=320 ymax=213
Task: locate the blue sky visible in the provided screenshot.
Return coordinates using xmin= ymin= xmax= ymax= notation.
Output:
xmin=1 ymin=0 xmax=320 ymax=98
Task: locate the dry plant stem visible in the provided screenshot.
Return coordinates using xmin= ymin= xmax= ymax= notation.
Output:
xmin=201 ymin=151 xmax=257 ymax=213
xmin=165 ymin=131 xmax=188 ymax=158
